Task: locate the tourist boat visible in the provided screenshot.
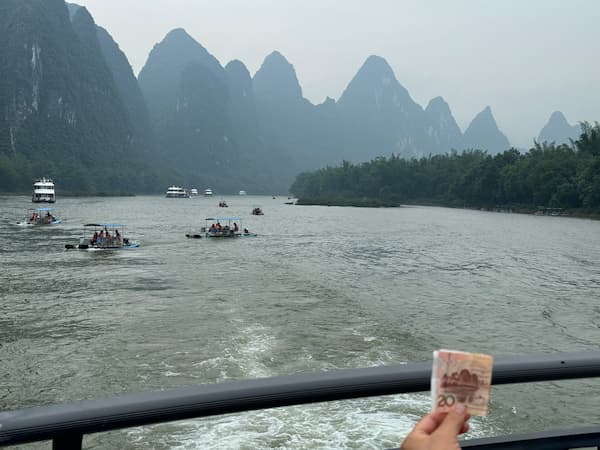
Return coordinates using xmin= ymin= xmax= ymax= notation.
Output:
xmin=251 ymin=207 xmax=264 ymax=215
xmin=16 ymin=207 xmax=61 ymax=226
xmin=32 ymin=177 xmax=56 ymax=203
xmin=196 ymin=217 xmax=257 ymax=238
xmin=239 ymin=190 xmax=247 ymax=195
xmin=165 ymin=186 xmax=190 ymax=198
xmin=65 ymin=223 xmax=139 ymax=250
xmin=219 ymin=200 xmax=228 ymax=208
xmin=189 ymin=188 xmax=199 ymax=197
xmin=204 ymin=188 xmax=214 ymax=197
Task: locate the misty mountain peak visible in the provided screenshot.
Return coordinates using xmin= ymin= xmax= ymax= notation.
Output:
xmin=548 ymin=110 xmax=569 ymax=125
xmin=262 ymin=50 xmax=290 ymax=67
xmin=360 ymin=55 xmax=395 ymax=79
xmin=225 ymin=59 xmax=250 ymax=78
xmin=225 ymin=59 xmax=252 ymax=98
xmin=425 ymin=96 xmax=462 ymax=148
xmin=253 ymin=51 xmax=303 ymax=102
xmin=66 ymin=3 xmax=81 ymax=20
xmin=159 ymin=28 xmax=218 ymax=66
xmin=425 ymin=96 xmax=451 ymax=115
xmin=338 ymin=54 xmax=419 ymax=117
xmin=139 ymin=28 xmax=222 ymax=78
xmin=70 ymin=5 xmax=95 ymax=28
xmin=463 ymin=106 xmax=510 ymax=153
xmin=538 ymin=110 xmax=580 ymax=144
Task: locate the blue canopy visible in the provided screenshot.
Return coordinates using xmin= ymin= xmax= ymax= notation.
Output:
xmin=84 ymin=223 xmax=125 ymax=227
xmin=35 ymin=207 xmax=53 ymax=211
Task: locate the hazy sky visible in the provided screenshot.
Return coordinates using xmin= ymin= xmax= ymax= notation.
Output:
xmin=75 ymin=0 xmax=599 ymax=147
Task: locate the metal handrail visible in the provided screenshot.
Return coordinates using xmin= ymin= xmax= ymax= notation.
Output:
xmin=1 ymin=351 xmax=600 ymax=448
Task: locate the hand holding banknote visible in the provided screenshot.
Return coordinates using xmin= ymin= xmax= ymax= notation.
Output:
xmin=400 ymin=405 xmax=470 ymax=450
xmin=432 ymin=349 xmax=493 ymax=416
xmin=400 ymin=349 xmax=492 ymax=450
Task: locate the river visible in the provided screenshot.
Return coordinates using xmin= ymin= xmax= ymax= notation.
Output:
xmin=1 ymin=195 xmax=599 ymax=449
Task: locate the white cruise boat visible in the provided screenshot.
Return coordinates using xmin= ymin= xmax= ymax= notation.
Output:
xmin=204 ymin=188 xmax=214 ymax=197
xmin=32 ymin=177 xmax=56 ymax=203
xmin=239 ymin=190 xmax=247 ymax=195
xmin=189 ymin=188 xmax=199 ymax=197
xmin=165 ymin=186 xmax=190 ymax=198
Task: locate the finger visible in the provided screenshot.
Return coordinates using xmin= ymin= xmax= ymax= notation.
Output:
xmin=460 ymin=421 xmax=470 ymax=434
xmin=412 ymin=410 xmax=446 ymax=435
xmin=434 ymin=404 xmax=468 ymax=437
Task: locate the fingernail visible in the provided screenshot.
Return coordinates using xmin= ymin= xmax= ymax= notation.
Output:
xmin=454 ymin=404 xmax=466 ymax=414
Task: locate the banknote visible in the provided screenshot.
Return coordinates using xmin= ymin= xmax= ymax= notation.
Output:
xmin=431 ymin=349 xmax=493 ymax=416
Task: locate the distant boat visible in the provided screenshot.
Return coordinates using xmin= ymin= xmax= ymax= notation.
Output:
xmin=204 ymin=188 xmax=214 ymax=197
xmin=189 ymin=188 xmax=199 ymax=197
xmin=32 ymin=177 xmax=55 ymax=203
xmin=219 ymin=200 xmax=228 ymax=208
xmin=251 ymin=207 xmax=264 ymax=216
xmin=239 ymin=190 xmax=247 ymax=195
xmin=165 ymin=186 xmax=189 ymax=198
xmin=17 ymin=207 xmax=61 ymax=226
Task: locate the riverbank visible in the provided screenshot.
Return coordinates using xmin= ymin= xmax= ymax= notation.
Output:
xmin=296 ymin=197 xmax=600 ymax=219
xmin=295 ymin=197 xmax=400 ymax=207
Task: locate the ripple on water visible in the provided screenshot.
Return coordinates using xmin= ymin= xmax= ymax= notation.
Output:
xmin=1 ymin=198 xmax=600 ymax=447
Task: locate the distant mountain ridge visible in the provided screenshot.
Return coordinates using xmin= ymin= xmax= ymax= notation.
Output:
xmin=4 ymin=2 xmax=571 ymax=195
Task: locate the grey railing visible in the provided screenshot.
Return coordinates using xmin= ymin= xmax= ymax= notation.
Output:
xmin=1 ymin=351 xmax=600 ymax=449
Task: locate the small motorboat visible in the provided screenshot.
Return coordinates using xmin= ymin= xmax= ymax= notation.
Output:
xmin=251 ymin=207 xmax=264 ymax=216
xmin=198 ymin=217 xmax=257 ymax=238
xmin=65 ymin=223 xmax=139 ymax=250
xmin=219 ymin=200 xmax=228 ymax=208
xmin=17 ymin=207 xmax=61 ymax=226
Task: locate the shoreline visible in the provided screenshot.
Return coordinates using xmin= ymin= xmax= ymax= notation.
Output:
xmin=296 ymin=198 xmax=600 ymax=220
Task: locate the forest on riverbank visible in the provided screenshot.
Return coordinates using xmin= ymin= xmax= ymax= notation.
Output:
xmin=290 ymin=122 xmax=600 ymax=213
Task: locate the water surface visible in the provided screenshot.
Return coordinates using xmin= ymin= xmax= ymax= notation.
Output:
xmin=1 ymin=195 xmax=599 ymax=448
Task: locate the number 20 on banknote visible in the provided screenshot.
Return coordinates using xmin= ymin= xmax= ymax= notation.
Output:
xmin=431 ymin=349 xmax=494 ymax=416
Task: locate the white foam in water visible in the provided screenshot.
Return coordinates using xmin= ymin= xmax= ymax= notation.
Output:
xmin=126 ymin=395 xmax=444 ymax=449
xmin=125 ymin=323 xmax=499 ymax=448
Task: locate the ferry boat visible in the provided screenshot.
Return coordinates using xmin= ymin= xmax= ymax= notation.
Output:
xmin=204 ymin=188 xmax=214 ymax=197
xmin=16 ymin=207 xmax=61 ymax=226
xmin=32 ymin=177 xmax=55 ymax=203
xmin=165 ymin=186 xmax=190 ymax=198
xmin=65 ymin=223 xmax=139 ymax=250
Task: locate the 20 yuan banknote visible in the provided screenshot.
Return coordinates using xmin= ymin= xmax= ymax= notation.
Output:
xmin=431 ymin=349 xmax=493 ymax=416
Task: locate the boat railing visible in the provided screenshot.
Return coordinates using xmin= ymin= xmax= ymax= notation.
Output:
xmin=1 ymin=351 xmax=599 ymax=449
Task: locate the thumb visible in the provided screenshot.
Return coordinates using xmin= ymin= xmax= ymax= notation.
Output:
xmin=434 ymin=404 xmax=467 ymax=437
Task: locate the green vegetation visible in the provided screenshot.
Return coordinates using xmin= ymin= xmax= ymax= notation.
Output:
xmin=290 ymin=123 xmax=600 ymax=213
xmin=296 ymin=198 xmax=400 ymax=207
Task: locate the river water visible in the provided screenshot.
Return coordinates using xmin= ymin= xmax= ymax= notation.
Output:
xmin=1 ymin=195 xmax=599 ymax=449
